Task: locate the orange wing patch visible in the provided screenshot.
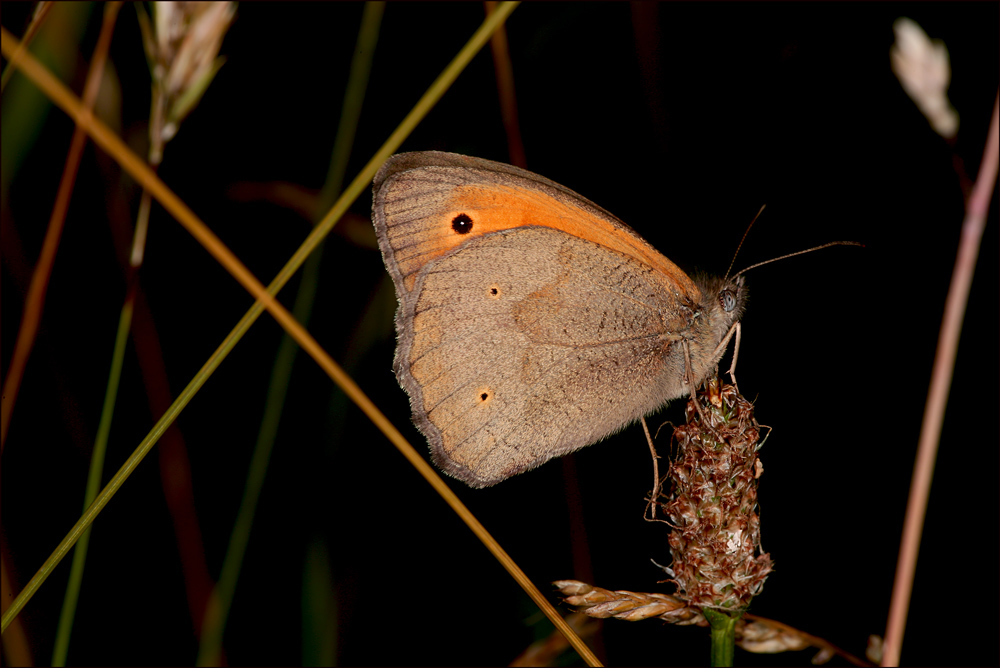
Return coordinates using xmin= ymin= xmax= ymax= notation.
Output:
xmin=393 ymin=182 xmax=697 ymax=297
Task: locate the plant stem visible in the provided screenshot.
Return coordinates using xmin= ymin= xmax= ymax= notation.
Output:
xmin=704 ymin=608 xmax=740 ymax=667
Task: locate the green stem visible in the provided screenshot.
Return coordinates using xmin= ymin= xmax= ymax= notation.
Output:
xmin=51 ymin=178 xmax=152 ymax=665
xmin=704 ymin=608 xmax=740 ymax=667
xmin=196 ymin=4 xmax=384 ymax=665
xmin=50 ymin=295 xmax=134 ymax=666
xmin=195 ymin=248 xmax=324 ymax=667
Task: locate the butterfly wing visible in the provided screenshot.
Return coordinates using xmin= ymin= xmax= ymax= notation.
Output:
xmin=373 ymin=152 xmax=704 ymax=487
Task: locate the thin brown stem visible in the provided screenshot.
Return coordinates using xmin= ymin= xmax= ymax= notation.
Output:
xmin=485 ymin=1 xmax=526 ymax=168
xmin=882 ymin=93 xmax=999 ymax=666
xmin=0 ymin=2 xmax=121 ymax=450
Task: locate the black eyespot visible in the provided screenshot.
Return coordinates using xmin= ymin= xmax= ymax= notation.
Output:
xmin=452 ymin=213 xmax=473 ymax=234
xmin=720 ymin=288 xmax=736 ymax=313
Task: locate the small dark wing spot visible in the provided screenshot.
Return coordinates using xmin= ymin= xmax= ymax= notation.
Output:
xmin=452 ymin=213 xmax=474 ymax=234
xmin=476 ymin=386 xmax=494 ymax=405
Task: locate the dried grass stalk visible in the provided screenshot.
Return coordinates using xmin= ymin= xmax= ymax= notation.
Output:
xmin=137 ymin=1 xmax=236 ymax=162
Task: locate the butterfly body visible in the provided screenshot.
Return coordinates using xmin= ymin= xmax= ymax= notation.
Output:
xmin=373 ymin=152 xmax=744 ymax=487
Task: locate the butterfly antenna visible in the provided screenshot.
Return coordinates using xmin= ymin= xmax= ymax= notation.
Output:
xmin=723 ymin=205 xmax=766 ymax=281
xmin=732 ymin=241 xmax=864 ymax=279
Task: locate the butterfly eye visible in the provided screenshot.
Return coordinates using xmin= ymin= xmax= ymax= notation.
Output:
xmin=719 ymin=289 xmax=737 ymax=313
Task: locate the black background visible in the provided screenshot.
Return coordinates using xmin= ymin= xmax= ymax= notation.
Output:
xmin=2 ymin=3 xmax=997 ymax=666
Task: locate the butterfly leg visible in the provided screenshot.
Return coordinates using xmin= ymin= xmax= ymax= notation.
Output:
xmin=641 ymin=416 xmax=661 ymax=519
xmin=683 ymin=340 xmax=713 ymax=422
xmin=727 ymin=321 xmax=741 ymax=392
xmin=707 ymin=321 xmax=741 ymax=393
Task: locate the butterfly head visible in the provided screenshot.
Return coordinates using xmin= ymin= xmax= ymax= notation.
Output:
xmin=683 ymin=273 xmax=746 ymax=379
